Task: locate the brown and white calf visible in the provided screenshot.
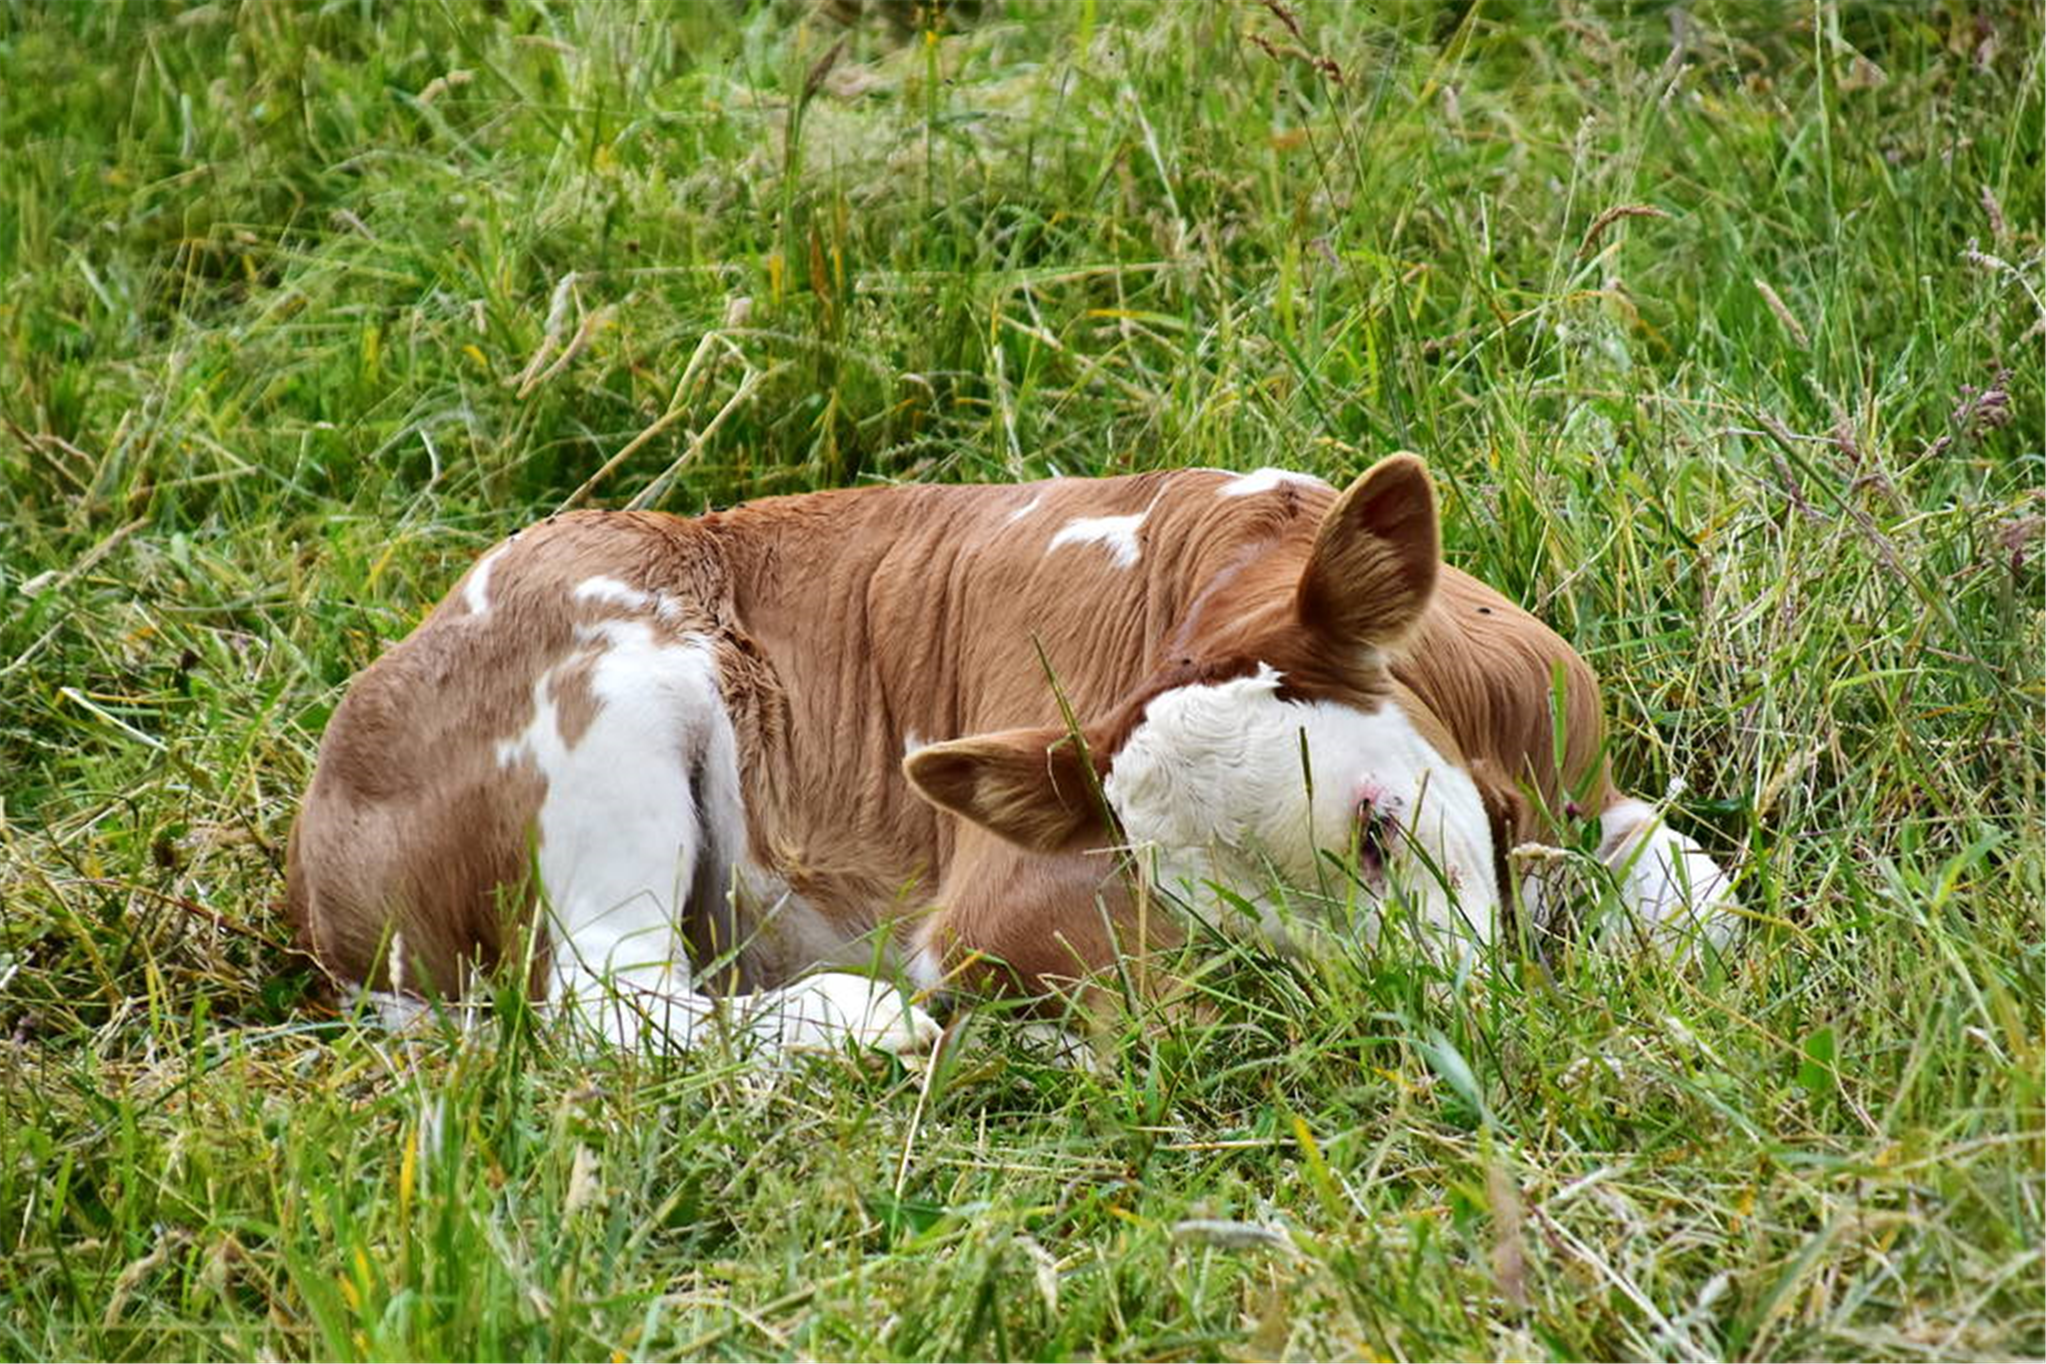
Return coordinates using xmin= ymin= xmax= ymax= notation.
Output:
xmin=287 ymin=456 xmax=1735 ymax=1053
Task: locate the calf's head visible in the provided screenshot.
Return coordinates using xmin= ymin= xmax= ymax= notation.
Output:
xmin=906 ymin=454 xmax=1502 ymax=950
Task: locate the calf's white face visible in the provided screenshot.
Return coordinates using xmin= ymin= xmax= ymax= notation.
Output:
xmin=1104 ymin=665 xmax=1498 ymax=949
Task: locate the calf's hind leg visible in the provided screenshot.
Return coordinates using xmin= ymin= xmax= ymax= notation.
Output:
xmin=486 ymin=619 xmax=937 ymax=1054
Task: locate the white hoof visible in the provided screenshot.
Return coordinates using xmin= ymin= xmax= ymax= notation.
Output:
xmin=1011 ymin=1021 xmax=1105 ymax=1074
xmin=1598 ymin=801 xmax=1741 ymax=957
xmin=767 ymin=972 xmax=942 ymax=1054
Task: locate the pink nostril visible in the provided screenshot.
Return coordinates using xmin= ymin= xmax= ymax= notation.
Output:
xmin=1354 ymin=780 xmax=1390 ymax=812
xmin=1353 ymin=782 xmax=1402 ymax=825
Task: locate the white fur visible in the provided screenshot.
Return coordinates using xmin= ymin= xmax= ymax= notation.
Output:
xmin=494 ymin=620 xmax=724 ymax=1016
xmin=1597 ymin=800 xmax=1740 ymax=955
xmin=906 ymin=943 xmax=946 ymax=993
xmin=1104 ymin=665 xmax=1497 ymax=954
xmin=353 ymin=987 xmax=436 ymax=1032
xmin=572 ymin=575 xmax=653 ymax=612
xmin=493 ymin=617 xmax=936 ymax=1054
xmin=1217 ymin=468 xmax=1330 ymax=498
xmin=1048 ymin=507 xmax=1149 ymax=568
xmin=1006 ymin=494 xmax=1044 ymax=525
xmin=463 ymin=545 xmax=508 ymax=617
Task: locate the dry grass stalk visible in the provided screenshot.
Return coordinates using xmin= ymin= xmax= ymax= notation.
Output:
xmin=1753 ymin=276 xmax=1809 ymax=346
xmin=1578 ymin=204 xmax=1669 ymax=257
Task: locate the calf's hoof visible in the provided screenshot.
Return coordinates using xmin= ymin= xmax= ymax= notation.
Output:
xmin=770 ymin=971 xmax=943 ymax=1054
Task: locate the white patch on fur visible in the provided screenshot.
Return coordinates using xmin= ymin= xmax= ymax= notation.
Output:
xmin=1597 ymin=800 xmax=1739 ymax=954
xmin=463 ymin=544 xmax=508 ymax=617
xmin=903 ymin=730 xmax=927 ymax=757
xmin=1217 ymin=468 xmax=1330 ymax=498
xmin=573 ymin=575 xmax=652 ymax=612
xmin=1047 ymin=503 xmax=1151 ymax=568
xmin=494 ymin=620 xmax=725 ymax=1008
xmin=1104 ymin=666 xmax=1496 ymax=953
xmin=1007 ymin=494 xmax=1044 ymax=525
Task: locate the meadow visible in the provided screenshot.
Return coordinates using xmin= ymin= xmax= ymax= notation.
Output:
xmin=1 ymin=1 xmax=2040 ymax=1358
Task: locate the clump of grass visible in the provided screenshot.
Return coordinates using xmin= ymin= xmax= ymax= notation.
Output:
xmin=2 ymin=1 xmax=2040 ymax=1359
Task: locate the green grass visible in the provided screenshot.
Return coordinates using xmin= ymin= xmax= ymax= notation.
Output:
xmin=2 ymin=0 xmax=2040 ymax=1358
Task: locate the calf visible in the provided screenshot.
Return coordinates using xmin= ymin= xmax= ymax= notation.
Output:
xmin=287 ymin=456 xmax=1735 ymax=1053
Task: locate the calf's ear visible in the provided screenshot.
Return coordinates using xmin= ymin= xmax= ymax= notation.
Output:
xmin=1295 ymin=452 xmax=1440 ymax=647
xmin=904 ymin=728 xmax=1112 ymax=852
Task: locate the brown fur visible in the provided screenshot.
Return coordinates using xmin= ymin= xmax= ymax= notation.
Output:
xmin=288 ymin=459 xmax=1612 ymax=1005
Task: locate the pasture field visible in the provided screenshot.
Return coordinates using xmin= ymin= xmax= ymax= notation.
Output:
xmin=1 ymin=1 xmax=2041 ymax=1359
